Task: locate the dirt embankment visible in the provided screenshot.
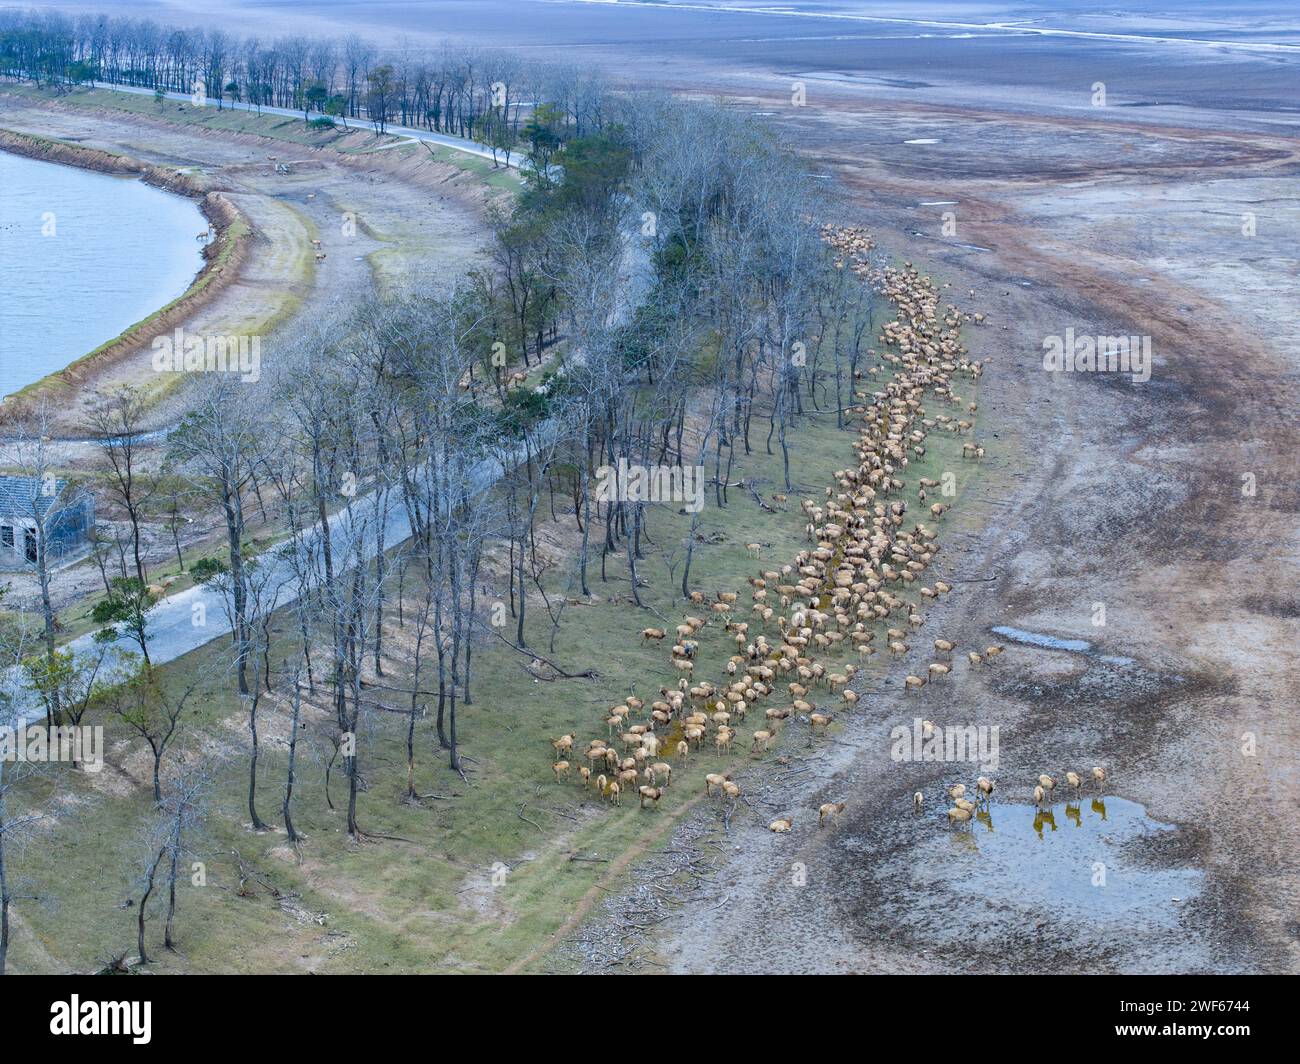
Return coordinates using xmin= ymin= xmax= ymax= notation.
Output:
xmin=0 ymin=125 xmax=202 ymax=193
xmin=0 ymin=127 xmax=253 ymax=418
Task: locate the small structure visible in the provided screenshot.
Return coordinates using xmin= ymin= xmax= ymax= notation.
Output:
xmin=0 ymin=476 xmax=95 ymax=570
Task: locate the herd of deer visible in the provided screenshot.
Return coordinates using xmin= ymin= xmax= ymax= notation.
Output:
xmin=920 ymin=765 xmax=1109 ymax=829
xmin=543 ymin=223 xmax=1092 ymax=838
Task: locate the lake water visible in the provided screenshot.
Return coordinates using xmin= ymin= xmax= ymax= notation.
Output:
xmin=0 ymin=150 xmax=206 ymax=398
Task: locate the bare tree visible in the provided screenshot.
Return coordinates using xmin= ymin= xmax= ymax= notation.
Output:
xmin=211 ymin=555 xmax=285 ymax=831
xmin=88 ymin=385 xmax=156 ymax=585
xmin=111 ymin=667 xmax=200 ymax=805
xmin=170 ymin=376 xmax=262 ymax=697
xmin=282 ymin=666 xmax=304 ymax=841
xmin=161 ymin=758 xmax=212 ymax=951
xmin=133 ymin=756 xmax=209 ymax=962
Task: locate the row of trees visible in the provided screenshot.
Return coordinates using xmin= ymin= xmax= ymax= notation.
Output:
xmin=0 ymin=8 xmax=610 ymax=140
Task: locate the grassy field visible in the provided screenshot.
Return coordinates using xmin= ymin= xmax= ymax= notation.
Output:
xmin=5 ymin=351 xmax=983 ymax=973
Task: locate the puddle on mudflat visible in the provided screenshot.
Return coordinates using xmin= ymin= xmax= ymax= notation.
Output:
xmin=926 ymin=796 xmax=1200 ymax=922
xmin=843 ymin=797 xmax=1226 ymax=971
xmin=992 ymin=625 xmax=1091 ymax=652
xmin=993 ymin=624 xmax=1137 ymax=666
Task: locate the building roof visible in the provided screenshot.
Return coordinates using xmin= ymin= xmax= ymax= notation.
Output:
xmin=0 ymin=475 xmax=71 ymax=520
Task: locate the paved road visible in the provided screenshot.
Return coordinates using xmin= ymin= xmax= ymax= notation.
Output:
xmin=3 ymin=444 xmax=520 ymax=718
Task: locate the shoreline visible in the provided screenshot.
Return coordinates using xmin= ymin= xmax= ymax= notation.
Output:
xmin=0 ymin=128 xmax=252 ymax=417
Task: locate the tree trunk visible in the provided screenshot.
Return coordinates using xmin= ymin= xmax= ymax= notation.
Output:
xmin=0 ymin=797 xmax=9 ymax=975
xmin=138 ymin=844 xmax=166 ymax=965
xmin=247 ymin=694 xmax=267 ymax=830
xmin=284 ymin=686 xmax=302 ymax=841
xmin=164 ymin=845 xmax=180 ymax=950
xmin=152 ymin=749 xmax=163 ymax=805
